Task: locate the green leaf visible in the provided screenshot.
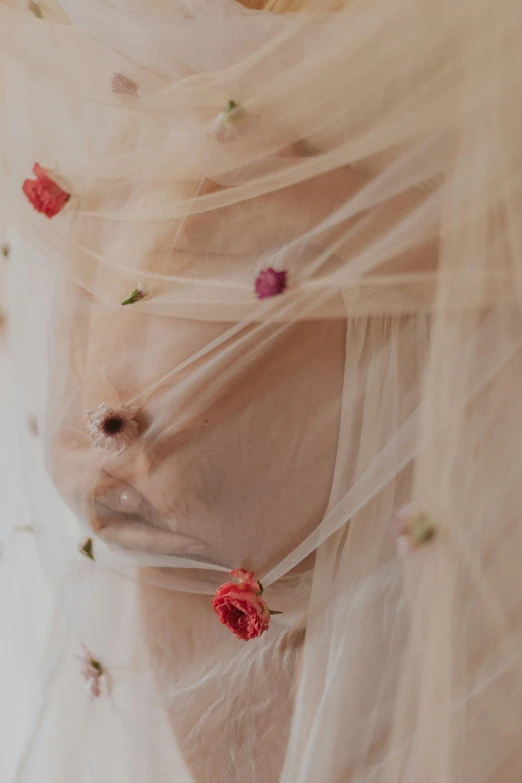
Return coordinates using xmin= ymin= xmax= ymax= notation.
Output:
xmin=80 ymin=538 xmax=94 ymax=561
xmin=121 ymin=288 xmax=145 ymax=306
xmin=269 ymin=610 xmax=283 ymax=616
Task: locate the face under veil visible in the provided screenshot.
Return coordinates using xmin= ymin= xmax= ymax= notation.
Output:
xmin=2 ymin=0 xmax=522 ymax=781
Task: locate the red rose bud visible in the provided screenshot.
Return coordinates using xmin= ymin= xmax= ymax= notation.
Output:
xmin=23 ymin=164 xmax=70 ymax=218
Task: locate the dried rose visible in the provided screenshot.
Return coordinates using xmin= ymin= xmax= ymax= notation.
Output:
xmin=212 ymin=568 xmax=281 ymax=641
xmin=22 ymin=164 xmax=70 ymax=219
xmin=255 ymin=268 xmax=287 ymax=300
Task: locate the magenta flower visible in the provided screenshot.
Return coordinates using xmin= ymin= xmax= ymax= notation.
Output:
xmin=255 ymin=268 xmax=287 ymax=300
xmin=86 ymin=403 xmax=139 ymax=453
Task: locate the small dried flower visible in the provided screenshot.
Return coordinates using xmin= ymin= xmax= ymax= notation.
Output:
xmin=391 ymin=504 xmax=437 ymax=556
xmin=255 ymin=267 xmax=287 ymax=299
xmin=111 ymin=73 xmax=139 ymax=99
xmin=210 ymin=100 xmax=250 ymax=143
xmin=1 ymin=243 xmax=10 ymax=260
xmin=80 ymin=537 xmax=94 ymax=561
xmin=13 ymin=525 xmax=35 ymax=534
xmin=212 ymin=568 xmax=282 ymax=641
xmin=86 ymin=403 xmax=139 ymax=453
xmin=121 ymin=282 xmax=145 ymax=306
xmin=80 ymin=648 xmax=107 ymax=700
xmin=28 ymin=415 xmax=39 ymax=437
xmin=22 ymin=163 xmax=70 ymax=219
xmin=28 ymin=1 xmax=43 ymax=18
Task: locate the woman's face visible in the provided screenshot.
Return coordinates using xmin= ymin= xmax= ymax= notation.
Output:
xmin=48 ymin=306 xmax=346 ymax=781
xmin=51 ymin=307 xmax=347 ymax=576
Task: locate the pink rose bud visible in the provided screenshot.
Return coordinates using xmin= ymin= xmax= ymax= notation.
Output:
xmin=22 ymin=164 xmax=70 ymax=219
xmin=79 ymin=648 xmax=106 ymax=700
xmin=213 ymin=568 xmax=281 ymax=641
xmin=254 ymin=268 xmax=287 ymax=300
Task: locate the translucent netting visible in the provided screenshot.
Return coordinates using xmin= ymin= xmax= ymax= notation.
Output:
xmin=2 ymin=0 xmax=522 ymax=780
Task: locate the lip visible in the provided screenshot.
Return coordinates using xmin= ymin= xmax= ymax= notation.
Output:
xmin=98 ymin=519 xmax=208 ymax=558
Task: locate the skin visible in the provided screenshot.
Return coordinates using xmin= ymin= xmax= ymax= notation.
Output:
xmin=49 ymin=162 xmax=437 ymax=780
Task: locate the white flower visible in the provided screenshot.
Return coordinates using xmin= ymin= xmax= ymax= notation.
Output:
xmin=86 ymin=403 xmax=139 ymax=453
xmin=210 ymin=100 xmax=250 ymax=143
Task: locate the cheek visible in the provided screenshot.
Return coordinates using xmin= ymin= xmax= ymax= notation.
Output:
xmin=132 ymin=320 xmax=346 ymax=571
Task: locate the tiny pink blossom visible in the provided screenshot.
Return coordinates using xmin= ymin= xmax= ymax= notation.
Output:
xmin=210 ymin=100 xmax=251 ymax=143
xmin=391 ymin=504 xmax=436 ymax=556
xmin=86 ymin=403 xmax=139 ymax=453
xmin=80 ymin=648 xmax=106 ymax=700
xmin=255 ymin=268 xmax=287 ymax=299
xmin=85 ymin=675 xmax=101 ymax=700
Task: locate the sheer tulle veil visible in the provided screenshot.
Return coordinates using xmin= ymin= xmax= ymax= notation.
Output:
xmin=1 ymin=0 xmax=522 ymax=781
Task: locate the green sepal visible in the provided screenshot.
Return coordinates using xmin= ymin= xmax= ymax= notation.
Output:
xmin=80 ymin=538 xmax=94 ymax=561
xmin=121 ymin=288 xmax=144 ymax=306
